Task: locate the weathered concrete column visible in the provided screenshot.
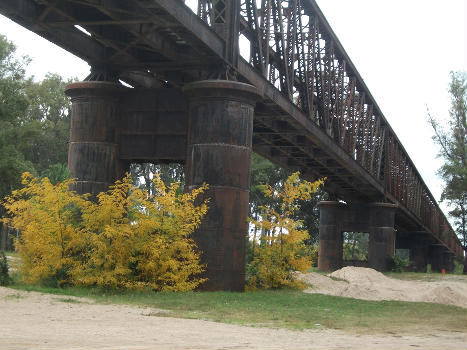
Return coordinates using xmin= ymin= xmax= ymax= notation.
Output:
xmin=429 ymin=245 xmax=445 ymax=272
xmin=183 ymin=80 xmax=261 ymax=291
xmin=318 ymin=201 xmax=396 ymax=272
xmin=409 ymin=234 xmax=430 ymax=272
xmin=317 ymin=201 xmax=343 ymax=271
xmin=368 ymin=203 xmax=397 ymax=271
xmin=443 ymin=251 xmax=455 ymax=272
xmin=65 ymin=82 xmax=128 ymax=196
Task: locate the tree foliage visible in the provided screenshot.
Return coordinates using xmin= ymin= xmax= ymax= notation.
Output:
xmin=3 ymin=173 xmax=209 ymax=290
xmin=0 ymin=35 xmax=72 ymax=250
xmin=0 ymin=35 xmax=72 ymax=195
xmin=342 ymin=232 xmax=369 ymax=261
xmin=247 ymin=172 xmax=324 ymax=290
xmin=21 ymin=73 xmax=72 ymax=175
xmin=0 ymin=34 xmax=35 ymax=199
xmin=2 ymin=173 xmax=86 ymax=286
xmin=130 ymin=163 xmax=184 ymax=197
xmin=249 ymin=153 xmax=326 ymax=252
xmin=0 ymin=251 xmax=10 ymax=286
xmin=428 ymin=71 xmax=467 ymax=273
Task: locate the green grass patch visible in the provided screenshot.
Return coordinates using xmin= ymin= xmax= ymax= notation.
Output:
xmin=385 ymin=272 xmax=442 ymax=281
xmin=385 ymin=271 xmax=467 ymax=283
xmin=328 ymin=276 xmax=349 ymax=283
xmin=4 ymin=251 xmax=20 ymax=258
xmin=4 ymin=252 xmax=22 ymax=271
xmin=5 ymin=282 xmax=466 ymax=334
xmin=4 ymin=293 xmax=23 ymax=300
xmin=53 ymin=297 xmax=84 ymax=304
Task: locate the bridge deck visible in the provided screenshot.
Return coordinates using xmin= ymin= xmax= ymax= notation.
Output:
xmin=1 ymin=0 xmax=462 ymax=258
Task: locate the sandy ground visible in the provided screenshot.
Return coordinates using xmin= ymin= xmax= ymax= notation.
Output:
xmin=300 ymin=266 xmax=467 ymax=308
xmin=0 ymin=287 xmax=466 ymax=350
xmin=1 ymin=267 xmax=466 ymax=350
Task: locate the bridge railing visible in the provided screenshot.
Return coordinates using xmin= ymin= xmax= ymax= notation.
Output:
xmin=193 ymin=0 xmax=462 ymax=256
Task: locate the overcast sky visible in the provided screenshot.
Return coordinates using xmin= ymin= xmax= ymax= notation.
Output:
xmin=0 ymin=0 xmax=466 ymax=218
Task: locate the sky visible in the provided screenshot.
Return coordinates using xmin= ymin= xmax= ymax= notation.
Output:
xmin=0 ymin=0 xmax=466 ymax=218
xmin=313 ymin=0 xmax=466 ymax=218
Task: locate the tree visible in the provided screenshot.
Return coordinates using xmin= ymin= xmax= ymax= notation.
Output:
xmin=248 ymin=153 xmax=326 ymax=260
xmin=0 ymin=35 xmax=35 ymax=199
xmin=429 ymin=71 xmax=467 ymax=274
xmin=0 ymin=35 xmax=73 ymax=250
xmin=343 ymin=232 xmax=369 ymax=261
xmin=248 ymin=172 xmax=324 ymax=289
xmin=21 ymin=73 xmax=72 ymax=176
xmin=0 ymin=35 xmax=73 ymax=190
xmin=0 ymin=35 xmax=35 ymax=250
xmin=248 ymin=154 xmax=289 ymax=260
xmin=130 ymin=163 xmax=184 ymax=197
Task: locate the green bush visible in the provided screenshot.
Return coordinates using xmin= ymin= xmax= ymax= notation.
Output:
xmin=387 ymin=255 xmax=410 ymax=272
xmin=453 ymin=260 xmax=464 ymax=274
xmin=0 ymin=251 xmax=10 ymax=286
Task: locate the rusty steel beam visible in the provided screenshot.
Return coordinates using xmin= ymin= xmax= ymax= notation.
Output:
xmin=0 ymin=0 xmax=107 ymax=63
xmin=0 ymin=0 xmax=461 ymax=257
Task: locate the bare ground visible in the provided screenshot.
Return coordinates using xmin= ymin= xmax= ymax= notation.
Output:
xmin=1 ymin=282 xmax=466 ymax=350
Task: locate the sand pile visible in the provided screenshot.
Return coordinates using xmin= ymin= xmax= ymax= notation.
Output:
xmin=300 ymin=266 xmax=467 ymax=308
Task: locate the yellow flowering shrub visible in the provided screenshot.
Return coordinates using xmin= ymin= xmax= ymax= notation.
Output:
xmin=3 ymin=173 xmax=209 ymax=291
xmin=75 ymin=174 xmax=209 ymax=291
xmin=248 ymin=172 xmax=324 ymax=290
xmin=3 ymin=173 xmax=88 ymax=286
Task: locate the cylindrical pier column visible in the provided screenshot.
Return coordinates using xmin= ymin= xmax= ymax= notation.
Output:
xmin=429 ymin=245 xmax=445 ymax=272
xmin=183 ymin=80 xmax=261 ymax=291
xmin=443 ymin=251 xmax=455 ymax=272
xmin=409 ymin=234 xmax=429 ymax=272
xmin=65 ymin=82 xmax=128 ymax=196
xmin=368 ymin=203 xmax=397 ymax=271
xmin=318 ymin=201 xmax=343 ymax=271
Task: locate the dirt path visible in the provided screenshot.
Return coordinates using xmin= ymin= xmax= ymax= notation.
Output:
xmin=1 ymin=287 xmax=466 ymax=350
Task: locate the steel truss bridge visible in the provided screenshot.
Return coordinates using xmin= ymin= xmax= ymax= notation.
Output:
xmin=1 ymin=0 xmax=463 ymax=279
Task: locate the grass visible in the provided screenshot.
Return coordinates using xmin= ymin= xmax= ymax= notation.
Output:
xmin=385 ymin=272 xmax=443 ymax=281
xmin=4 ymin=251 xmax=21 ymax=271
xmin=4 ymin=251 xmax=20 ymax=258
xmin=385 ymin=271 xmax=467 ymax=282
xmin=53 ymin=297 xmax=84 ymax=304
xmin=4 ymin=293 xmax=23 ymax=300
xmin=5 ymin=282 xmax=466 ymax=334
xmin=3 ymin=258 xmax=465 ymax=334
xmin=328 ymin=275 xmax=349 ymax=283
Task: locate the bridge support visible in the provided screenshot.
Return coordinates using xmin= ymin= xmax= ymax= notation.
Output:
xmin=443 ymin=251 xmax=455 ymax=272
xmin=429 ymin=245 xmax=455 ymax=272
xmin=318 ymin=201 xmax=397 ymax=272
xmin=409 ymin=234 xmax=430 ymax=272
xmin=183 ymin=80 xmax=261 ymax=291
xmin=65 ymin=79 xmax=260 ymax=291
xmin=317 ymin=202 xmax=343 ymax=271
xmin=65 ymin=82 xmax=129 ymax=195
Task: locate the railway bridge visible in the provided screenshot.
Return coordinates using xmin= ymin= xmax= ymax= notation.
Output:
xmin=1 ymin=0 xmax=463 ymax=290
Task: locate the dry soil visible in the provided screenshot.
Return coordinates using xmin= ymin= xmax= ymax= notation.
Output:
xmin=1 ymin=267 xmax=466 ymax=350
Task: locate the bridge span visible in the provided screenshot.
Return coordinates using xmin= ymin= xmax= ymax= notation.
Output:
xmin=1 ymin=0 xmax=463 ymax=290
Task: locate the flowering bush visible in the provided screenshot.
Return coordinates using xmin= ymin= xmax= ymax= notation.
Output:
xmin=3 ymin=173 xmax=208 ymax=291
